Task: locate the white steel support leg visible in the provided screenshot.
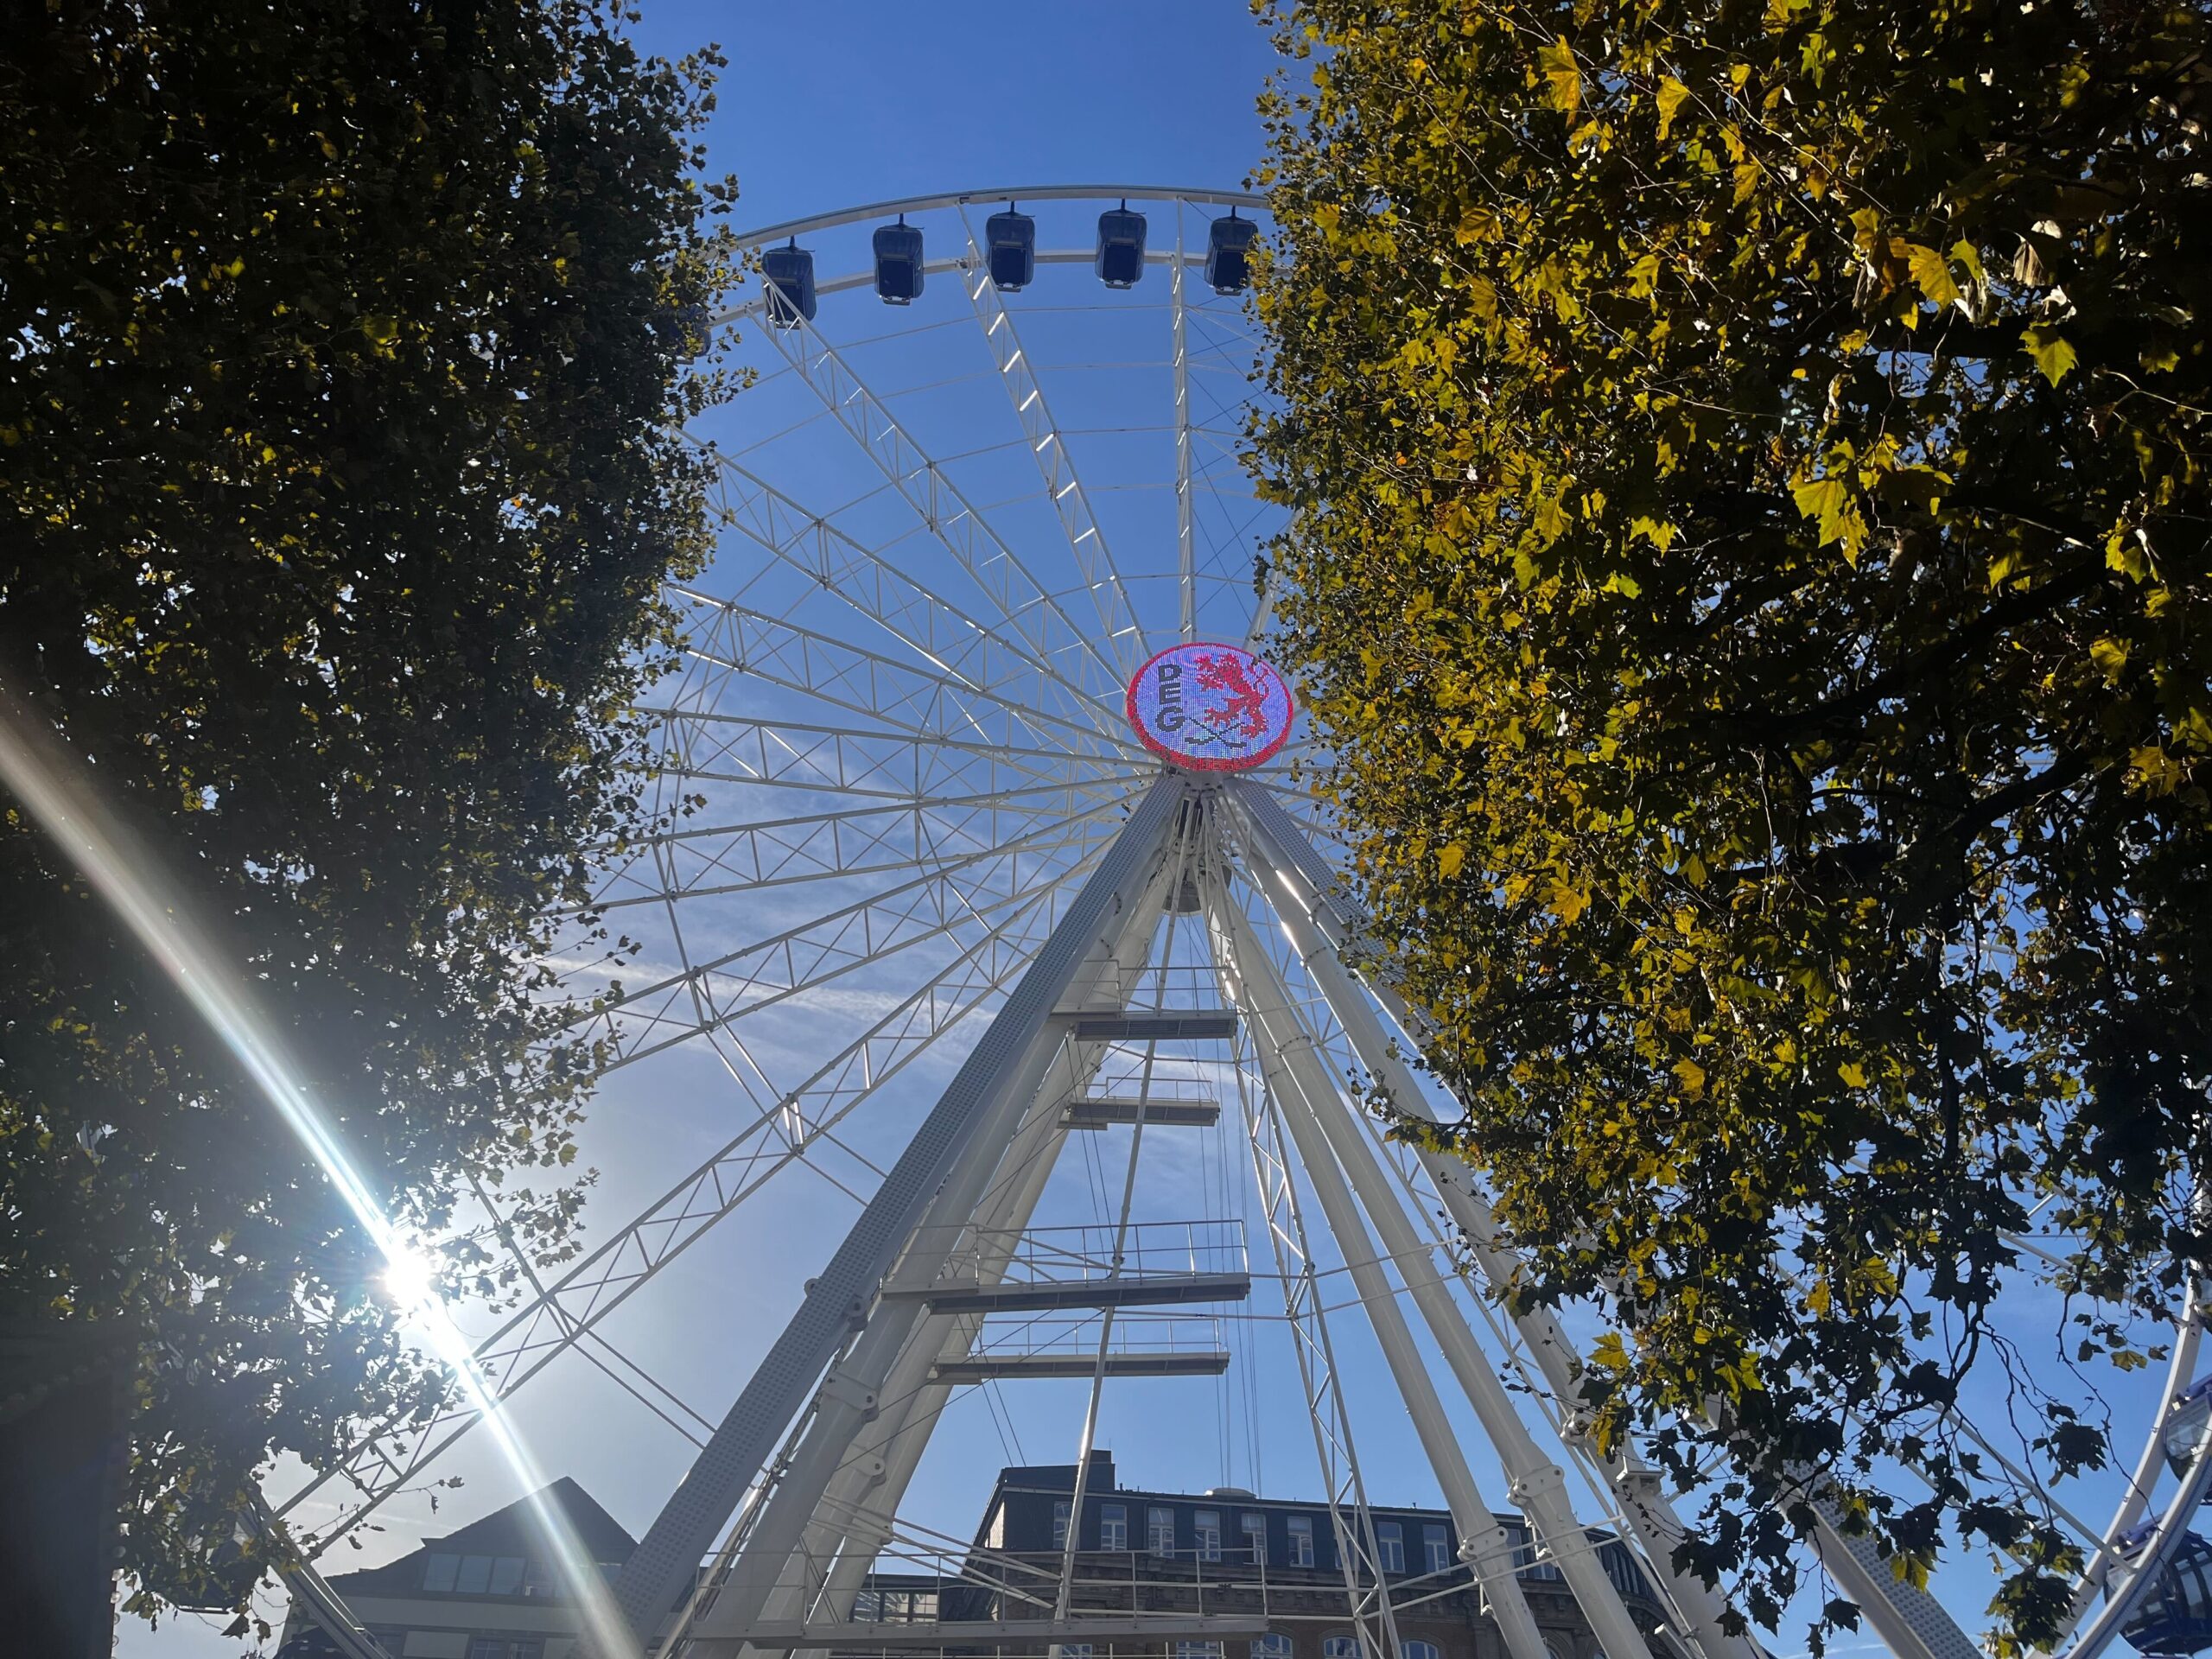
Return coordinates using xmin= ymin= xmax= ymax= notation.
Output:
xmin=677 ymin=788 xmax=1192 ymax=1652
xmin=1224 ymin=781 xmax=1760 ymax=1659
xmin=1173 ymin=211 xmax=1195 ymax=641
xmin=726 ymin=821 xmax=1210 ymax=1656
xmin=1219 ymin=882 xmax=1655 ymax=1659
xmin=1206 ymin=881 xmax=1550 ymax=1659
xmin=1228 ymin=978 xmax=1403 ymax=1659
xmin=613 ymin=778 xmax=1189 ymax=1646
xmin=715 ymin=1065 xmax=1085 ymax=1659
xmin=728 ymin=899 xmax=1184 ymax=1657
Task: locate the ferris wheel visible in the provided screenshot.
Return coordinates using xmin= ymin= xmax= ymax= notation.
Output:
xmin=261 ymin=187 xmax=2212 ymax=1659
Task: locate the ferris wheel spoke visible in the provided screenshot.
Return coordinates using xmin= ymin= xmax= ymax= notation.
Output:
xmin=957 ymin=208 xmax=1147 ymax=677
xmin=564 ymin=809 xmax=1125 ymax=1074
xmin=628 ymin=777 xmax=1140 ymax=850
xmin=644 ymin=712 xmax=1122 ymax=805
xmin=757 ymin=304 xmax=1128 ymax=719
xmin=694 ymin=442 xmax=1116 ymax=738
xmin=676 ymin=591 xmax=1135 ymax=767
xmin=283 ymin=866 xmax=1094 ymax=1556
xmin=578 ymin=779 xmax=1148 ymax=916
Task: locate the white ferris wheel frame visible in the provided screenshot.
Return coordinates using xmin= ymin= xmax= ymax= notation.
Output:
xmin=255 ymin=186 xmax=2209 ymax=1659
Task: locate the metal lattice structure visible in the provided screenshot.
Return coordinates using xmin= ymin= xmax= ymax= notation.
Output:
xmin=264 ymin=188 xmax=2212 ymax=1659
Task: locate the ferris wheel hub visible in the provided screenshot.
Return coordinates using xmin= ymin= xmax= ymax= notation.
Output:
xmin=1124 ymin=641 xmax=1295 ymax=772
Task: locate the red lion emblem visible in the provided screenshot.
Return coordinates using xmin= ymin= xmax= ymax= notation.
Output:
xmin=1192 ymin=651 xmax=1273 ymax=740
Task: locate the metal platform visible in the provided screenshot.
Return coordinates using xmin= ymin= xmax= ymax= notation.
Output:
xmin=1064 ymin=1011 xmax=1238 ymax=1042
xmin=933 ymin=1351 xmax=1231 ymax=1382
xmin=1064 ymin=1094 xmax=1222 ymax=1128
xmin=734 ymin=1614 xmax=1268 ymax=1651
xmin=884 ymin=1271 xmax=1249 ymax=1315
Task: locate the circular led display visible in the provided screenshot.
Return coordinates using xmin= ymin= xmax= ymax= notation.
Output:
xmin=1124 ymin=642 xmax=1296 ymax=772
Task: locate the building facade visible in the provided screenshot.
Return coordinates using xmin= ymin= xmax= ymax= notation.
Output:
xmin=279 ymin=1456 xmax=1667 ymax=1659
xmin=275 ymin=1478 xmax=634 ymax=1659
xmin=855 ymin=1452 xmax=1666 ymax=1659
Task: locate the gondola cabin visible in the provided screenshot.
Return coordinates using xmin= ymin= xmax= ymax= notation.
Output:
xmin=1205 ymin=213 xmax=1258 ymax=295
xmin=874 ymin=218 xmax=925 ymax=305
xmin=2121 ymin=1529 xmax=2212 ymax=1656
xmin=1095 ymin=205 xmax=1147 ymax=289
xmin=762 ymin=242 xmax=817 ymax=328
xmin=986 ymin=208 xmax=1035 ymax=291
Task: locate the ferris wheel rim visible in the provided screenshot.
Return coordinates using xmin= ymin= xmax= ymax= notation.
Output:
xmin=731 ymin=183 xmax=1268 ymax=250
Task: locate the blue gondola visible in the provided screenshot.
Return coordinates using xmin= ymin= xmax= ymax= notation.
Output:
xmin=2168 ymin=1377 xmax=2212 ymax=1477
xmin=987 ymin=207 xmax=1035 ymax=291
xmin=2120 ymin=1529 xmax=2212 ymax=1655
xmin=762 ymin=240 xmax=816 ymax=329
xmin=1205 ymin=212 xmax=1259 ymax=295
xmin=874 ymin=216 xmax=925 ymax=305
xmin=1096 ymin=202 xmax=1147 ymax=289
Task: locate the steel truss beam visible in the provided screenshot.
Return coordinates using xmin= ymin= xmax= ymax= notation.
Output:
xmin=580 ymin=777 xmax=1137 ymax=915
xmin=677 ymin=817 xmax=1199 ymax=1656
xmin=1204 ymin=862 xmax=1550 ymax=1659
xmin=1217 ymin=878 xmax=1403 ymax=1659
xmin=731 ymin=185 xmax=1264 ymax=249
xmin=1211 ymin=853 xmax=1651 ymax=1659
xmin=755 ymin=304 xmax=1128 ymax=717
xmin=675 ymin=592 xmax=1130 ymax=764
xmin=1224 ymin=779 xmax=1764 ymax=1659
xmin=695 ymin=443 xmax=1115 ymax=738
xmin=959 ymin=209 xmax=1147 ymax=678
xmin=562 ymin=807 xmax=1122 ymax=1076
xmin=611 ymin=778 xmax=1192 ymax=1645
xmin=640 ymin=713 xmax=1117 ymax=804
xmin=283 ymin=869 xmax=1092 ymax=1553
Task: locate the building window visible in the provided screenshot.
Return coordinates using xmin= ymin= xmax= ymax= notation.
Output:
xmin=1101 ymin=1503 xmax=1128 ymax=1551
xmin=1149 ymin=1506 xmax=1177 ymax=1558
xmin=423 ymin=1552 xmax=461 ymax=1592
xmin=1423 ymin=1524 xmax=1450 ymax=1575
xmin=1375 ymin=1522 xmax=1404 ymax=1574
xmin=1053 ymin=1499 xmax=1072 ymax=1549
xmin=488 ymin=1555 xmax=525 ymax=1594
xmin=522 ymin=1556 xmax=555 ymax=1597
xmin=1195 ymin=1510 xmax=1223 ymax=1562
xmin=466 ymin=1641 xmax=505 ymax=1659
xmin=1287 ymin=1515 xmax=1315 ymax=1568
xmin=1061 ymin=1647 xmax=1095 ymax=1659
xmin=1323 ymin=1636 xmax=1362 ymax=1659
xmin=1179 ymin=1644 xmax=1225 ymax=1659
xmin=1254 ymin=1636 xmax=1294 ymax=1659
xmin=512 ymin=1645 xmax=543 ymax=1659
xmin=1404 ymin=1643 xmax=1440 ymax=1659
xmin=1241 ymin=1512 xmax=1268 ymax=1566
xmin=455 ymin=1554 xmax=494 ymax=1594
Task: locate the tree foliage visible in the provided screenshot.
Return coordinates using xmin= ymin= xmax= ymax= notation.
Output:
xmin=1253 ymin=0 xmax=2212 ymax=1646
xmin=0 ymin=0 xmax=734 ymax=1619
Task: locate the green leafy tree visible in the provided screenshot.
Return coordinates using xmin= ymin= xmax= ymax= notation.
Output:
xmin=0 ymin=0 xmax=734 ymax=1623
xmin=1252 ymin=0 xmax=2211 ymax=1648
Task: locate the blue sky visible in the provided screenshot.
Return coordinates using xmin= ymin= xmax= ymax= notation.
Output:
xmin=626 ymin=2 xmax=1285 ymax=237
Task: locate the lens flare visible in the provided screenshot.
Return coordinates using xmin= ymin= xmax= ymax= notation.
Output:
xmin=0 ymin=680 xmax=641 ymax=1659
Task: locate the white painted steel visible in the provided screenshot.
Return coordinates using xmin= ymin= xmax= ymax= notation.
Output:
xmin=1173 ymin=212 xmax=1195 ymax=640
xmin=1223 ymin=882 xmax=1654 ymax=1659
xmin=611 ymin=778 xmax=1187 ymax=1642
xmin=734 ymin=184 xmax=1266 ymax=249
xmin=1206 ymin=880 xmax=1550 ymax=1659
xmin=958 ymin=208 xmax=1147 ymax=677
xmin=1224 ymin=780 xmax=1760 ymax=1659
xmin=1222 ymin=863 xmax=1407 ymax=1659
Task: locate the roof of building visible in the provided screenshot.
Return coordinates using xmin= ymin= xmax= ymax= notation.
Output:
xmin=321 ymin=1476 xmax=635 ymax=1595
